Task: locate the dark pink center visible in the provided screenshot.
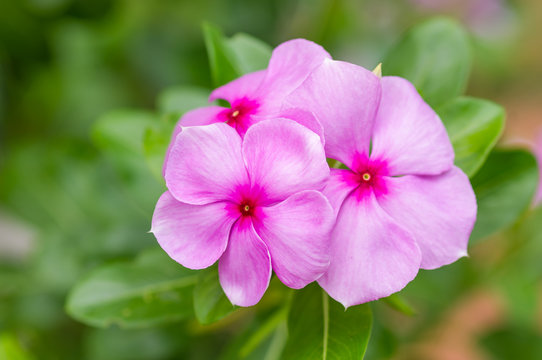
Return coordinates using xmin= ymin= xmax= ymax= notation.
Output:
xmin=239 ymin=199 xmax=256 ymax=217
xmin=349 ymin=155 xmax=389 ymax=198
xmin=219 ymin=98 xmax=260 ymax=129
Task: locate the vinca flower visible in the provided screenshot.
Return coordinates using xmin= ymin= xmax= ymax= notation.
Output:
xmin=162 ymin=39 xmax=330 ymax=175
xmin=152 ymin=119 xmax=334 ymax=306
xmin=286 ymin=60 xmax=477 ymax=307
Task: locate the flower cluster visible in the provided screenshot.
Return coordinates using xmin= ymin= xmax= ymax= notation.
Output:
xmin=152 ymin=39 xmax=477 ymax=307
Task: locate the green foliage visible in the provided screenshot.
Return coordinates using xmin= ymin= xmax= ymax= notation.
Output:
xmin=66 ymin=248 xmax=197 ymax=328
xmin=439 ymin=97 xmax=505 ymax=177
xmin=221 ymin=306 xmax=288 ymax=360
xmin=156 ymin=86 xmax=211 ymax=118
xmin=479 ymin=326 xmax=542 ymax=360
xmin=0 ymin=333 xmax=34 ymax=360
xmin=381 ymin=293 xmax=416 ymax=316
xmin=282 ymin=283 xmax=372 ymax=360
xmin=383 ymin=17 xmax=471 ymax=108
xmin=203 ymin=23 xmax=272 ymax=88
xmin=1 ymin=6 xmax=538 ymax=359
xmin=193 ymin=265 xmax=235 ymax=325
xmin=470 ymin=149 xmax=539 ymax=242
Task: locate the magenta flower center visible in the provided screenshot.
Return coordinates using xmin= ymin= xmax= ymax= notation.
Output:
xmin=239 ymin=199 xmax=256 ymax=217
xmin=348 ymin=156 xmax=390 ymax=199
xmin=220 ymin=98 xmax=260 ymax=128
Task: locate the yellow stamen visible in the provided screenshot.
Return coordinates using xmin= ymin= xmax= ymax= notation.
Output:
xmin=362 ymin=173 xmax=371 ymax=181
xmin=231 ymin=110 xmax=240 ymax=118
xmin=243 ymin=205 xmax=250 ymax=212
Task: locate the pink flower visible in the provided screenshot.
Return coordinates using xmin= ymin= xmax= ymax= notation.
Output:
xmin=163 ymin=39 xmax=330 ymax=175
xmin=151 ymin=119 xmax=334 ymax=306
xmin=286 ymin=60 xmax=477 ymax=307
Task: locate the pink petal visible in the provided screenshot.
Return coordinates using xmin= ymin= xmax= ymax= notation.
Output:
xmin=165 ymin=123 xmax=249 ymax=205
xmin=257 ymin=39 xmax=331 ymax=111
xmin=322 ymin=169 xmax=360 ymax=216
xmin=151 ymin=191 xmax=236 ymax=269
xmin=370 ymin=76 xmax=454 ymax=176
xmin=285 ymin=60 xmax=381 ymax=167
xmin=253 ymin=190 xmax=334 ymax=289
xmin=250 ymin=108 xmax=325 ymax=146
xmin=163 ymin=106 xmax=226 ymax=176
xmin=279 ymin=108 xmax=325 ymax=146
xmin=218 ymin=218 xmax=272 ymax=307
xmin=180 ymin=106 xmax=226 ymax=126
xmin=242 ymin=119 xmax=329 ymax=204
xmin=318 ymin=192 xmax=421 ymax=308
xmin=209 ymin=70 xmax=266 ymax=104
xmin=376 ymin=166 xmax=476 ymax=269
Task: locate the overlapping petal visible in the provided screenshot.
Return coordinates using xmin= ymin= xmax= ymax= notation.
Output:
xmin=242 ymin=119 xmax=329 ymax=204
xmin=279 ymin=108 xmax=325 ymax=146
xmin=370 ymin=76 xmax=454 ymax=176
xmin=253 ymin=190 xmax=334 ymax=289
xmin=165 ymin=123 xmax=249 ymax=205
xmin=285 ymin=60 xmax=381 ymax=167
xmin=179 ymin=106 xmax=225 ymax=127
xmin=218 ymin=218 xmax=272 ymax=307
xmin=322 ymin=169 xmax=360 ymax=215
xmin=318 ymin=192 xmax=421 ymax=308
xmin=377 ymin=166 xmax=476 ymax=269
xmin=209 ymin=70 xmax=266 ymax=103
xmin=256 ymin=39 xmax=331 ymax=112
xmin=151 ymin=191 xmax=236 ymax=269
xmin=163 ymin=106 xmax=227 ymax=175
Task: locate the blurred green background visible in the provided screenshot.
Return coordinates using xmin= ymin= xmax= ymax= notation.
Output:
xmin=1 ymin=0 xmax=541 ymax=359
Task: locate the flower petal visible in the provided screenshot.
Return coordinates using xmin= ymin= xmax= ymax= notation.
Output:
xmin=253 ymin=190 xmax=334 ymax=289
xmin=318 ymin=192 xmax=421 ymax=308
xmin=377 ymin=166 xmax=476 ymax=269
xmin=242 ymin=119 xmax=329 ymax=204
xmin=279 ymin=108 xmax=325 ymax=146
xmin=165 ymin=123 xmax=249 ymax=205
xmin=256 ymin=39 xmax=331 ymax=111
xmin=250 ymin=108 xmax=325 ymax=146
xmin=370 ymin=76 xmax=454 ymax=176
xmin=209 ymin=70 xmax=266 ymax=103
xmin=179 ymin=106 xmax=226 ymax=126
xmin=322 ymin=169 xmax=360 ymax=216
xmin=151 ymin=191 xmax=236 ymax=269
xmin=285 ymin=60 xmax=381 ymax=167
xmin=218 ymin=218 xmax=272 ymax=307
xmin=163 ymin=106 xmax=226 ymax=176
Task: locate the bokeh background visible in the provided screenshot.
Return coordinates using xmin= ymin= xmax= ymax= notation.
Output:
xmin=1 ymin=0 xmax=541 ymax=359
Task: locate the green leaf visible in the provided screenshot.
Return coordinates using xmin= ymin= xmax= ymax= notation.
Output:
xmin=203 ymin=23 xmax=242 ymax=88
xmin=282 ymin=283 xmax=372 ymax=360
xmin=92 ymin=109 xmax=157 ymax=156
xmin=91 ymin=109 xmax=164 ymax=213
xmin=470 ymin=149 xmax=538 ymax=242
xmin=193 ymin=265 xmax=235 ymax=325
xmin=0 ymin=333 xmax=34 ymax=360
xmin=383 ymin=17 xmax=471 ymax=108
xmin=85 ymin=326 xmax=184 ymax=360
xmin=66 ymin=247 xmax=198 ymax=328
xmin=220 ymin=306 xmax=288 ymax=360
xmin=439 ymin=97 xmax=505 ymax=177
xmin=203 ymin=23 xmax=271 ymax=88
xmin=142 ymin=113 xmax=177 ymax=181
xmin=228 ymin=33 xmax=272 ymax=74
xmin=381 ymin=293 xmax=416 ymax=316
xmin=156 ymin=85 xmax=211 ymax=117
xmin=480 ymin=326 xmax=542 ymax=360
